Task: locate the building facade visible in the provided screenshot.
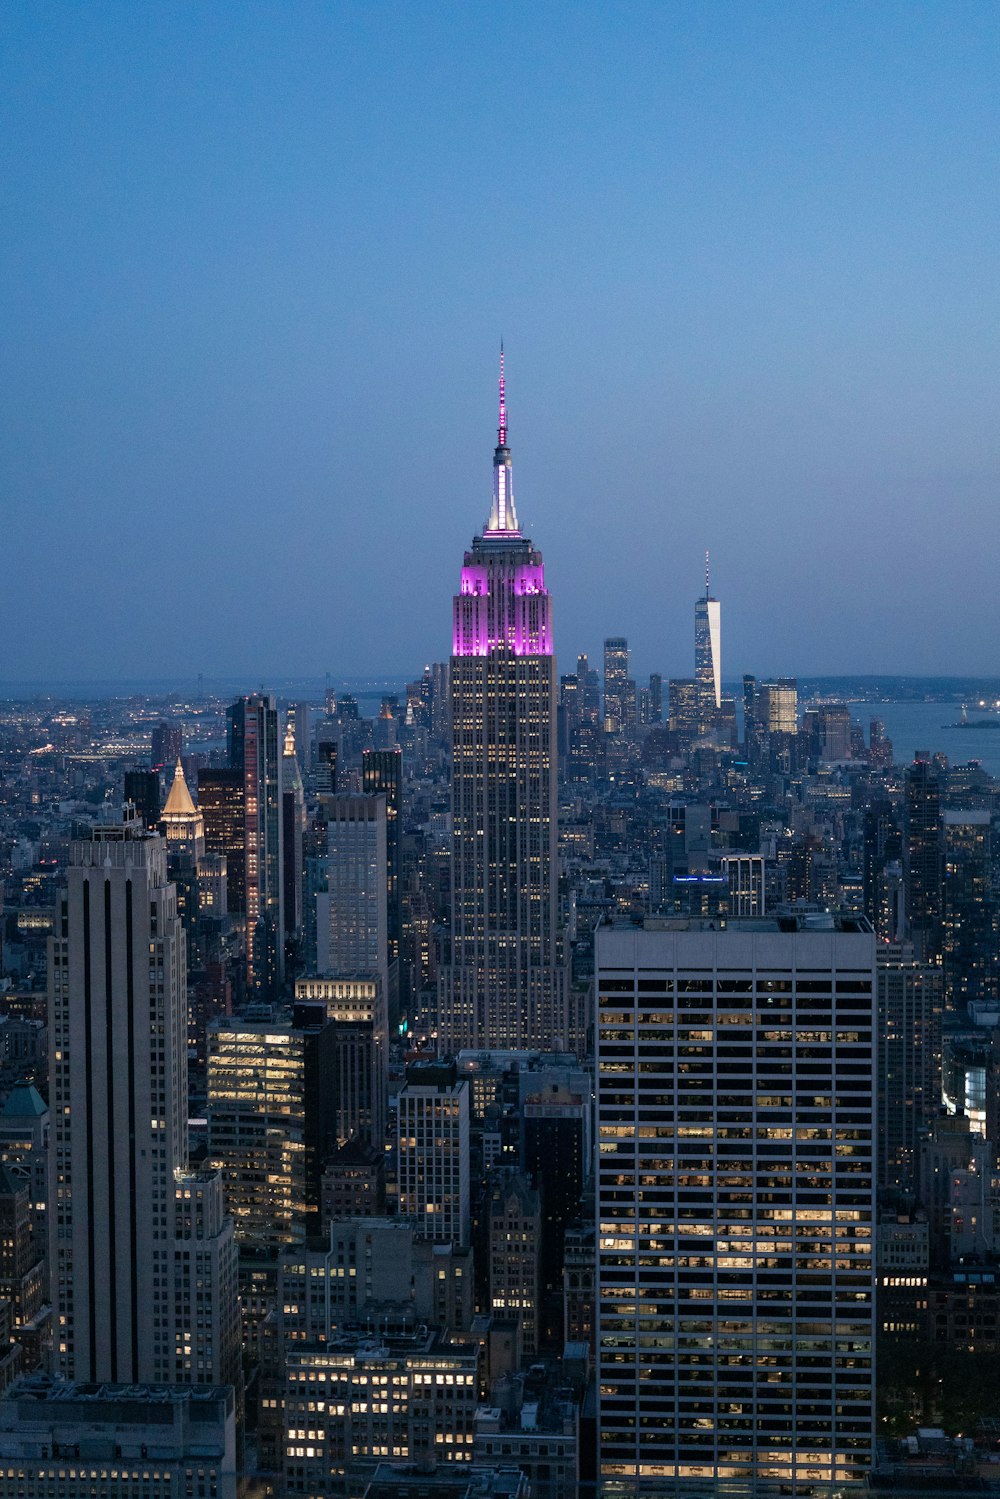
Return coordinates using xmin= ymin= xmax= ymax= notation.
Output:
xmin=49 ymin=820 xmax=187 ymax=1383
xmin=595 ymin=916 xmax=877 ymax=1491
xmin=397 ymin=1068 xmax=470 ymax=1247
xmin=0 ymin=1376 xmax=237 ymax=1499
xmin=438 ymin=359 xmax=569 ymax=1054
xmin=227 ymin=694 xmax=284 ymax=999
xmin=877 ymin=943 xmax=943 ymax=1191
xmin=49 ymin=817 xmax=240 ymax=1391
xmin=693 ymin=569 xmax=721 ymax=737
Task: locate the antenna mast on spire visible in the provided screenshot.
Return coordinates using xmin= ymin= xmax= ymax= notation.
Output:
xmin=486 ymin=345 xmax=519 ymax=533
xmin=498 ymin=342 xmax=507 ymax=448
xmin=705 ymin=549 xmax=710 ymax=598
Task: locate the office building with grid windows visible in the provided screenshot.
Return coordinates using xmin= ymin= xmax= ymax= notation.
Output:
xmin=595 ymin=915 xmax=876 ymax=1493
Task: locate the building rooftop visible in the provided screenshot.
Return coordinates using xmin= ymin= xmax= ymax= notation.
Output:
xmin=0 ymin=1081 xmax=47 ymax=1120
xmin=364 ymin=1464 xmax=528 ymax=1498
xmin=5 ymin=1373 xmax=232 ymax=1409
xmin=607 ymin=910 xmax=873 ymax=935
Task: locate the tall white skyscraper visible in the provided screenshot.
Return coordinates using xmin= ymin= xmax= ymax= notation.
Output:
xmin=596 ymin=915 xmax=876 ymax=1491
xmin=694 ymin=554 xmax=721 ymax=736
xmin=438 ymin=355 xmax=572 ymax=1053
xmin=50 ymin=816 xmax=238 ymax=1388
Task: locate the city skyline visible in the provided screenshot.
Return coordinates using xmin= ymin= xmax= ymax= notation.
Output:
xmin=5 ymin=6 xmax=1000 ymax=1493
xmin=3 ymin=5 xmax=1000 ymax=680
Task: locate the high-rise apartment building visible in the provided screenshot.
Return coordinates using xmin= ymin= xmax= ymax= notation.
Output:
xmin=438 ymin=359 xmax=568 ymax=1053
xmin=596 ymin=915 xmax=876 ymax=1490
xmin=227 ymin=694 xmax=284 ymax=999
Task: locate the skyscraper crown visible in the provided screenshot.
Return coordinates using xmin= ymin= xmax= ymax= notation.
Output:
xmin=485 ymin=345 xmax=519 ymax=535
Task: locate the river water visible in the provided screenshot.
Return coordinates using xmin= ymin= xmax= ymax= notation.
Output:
xmin=846 ymin=701 xmax=1000 ymax=777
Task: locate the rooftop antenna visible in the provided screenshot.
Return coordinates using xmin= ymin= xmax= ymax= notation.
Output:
xmin=498 ymin=340 xmax=507 ymax=448
xmin=705 ymin=549 xmax=710 ymax=599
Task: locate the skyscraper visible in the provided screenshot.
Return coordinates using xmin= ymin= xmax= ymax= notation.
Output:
xmin=150 ymin=720 xmax=182 ymax=771
xmin=207 ymin=1012 xmax=333 ymax=1249
xmin=308 ymin=794 xmax=388 ymax=984
xmin=362 ymin=748 xmax=403 ymax=1008
xmin=694 ymin=553 xmax=721 ymax=736
xmin=603 ymin=638 xmax=630 ymax=735
xmin=397 ymin=1061 xmax=471 ymax=1246
xmin=904 ymin=752 xmax=942 ymax=962
xmin=199 ymin=767 xmax=245 ymax=916
xmin=281 ymin=718 xmax=305 ymax=940
xmin=49 ymin=817 xmax=186 ymax=1381
xmin=294 ymin=976 xmax=388 ymax=1149
xmin=228 ymin=694 xmax=284 ymax=999
xmin=438 ymin=357 xmax=569 ymax=1053
xmin=877 ymin=942 xmax=943 ymax=1190
xmin=123 ymin=768 xmax=161 ymax=831
xmin=596 ymin=915 xmax=876 ymax=1489
xmin=941 ymin=808 xmax=997 ymax=1011
xmin=49 ymin=816 xmax=239 ymax=1389
xmin=160 ymin=758 xmax=204 ymax=860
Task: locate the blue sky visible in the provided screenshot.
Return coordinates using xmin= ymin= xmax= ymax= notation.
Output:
xmin=3 ymin=2 xmax=999 ymax=680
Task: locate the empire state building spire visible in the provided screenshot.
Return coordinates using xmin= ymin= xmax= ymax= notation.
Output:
xmin=485 ymin=344 xmax=519 ymax=534
xmin=441 ymin=356 xmax=573 ymax=1055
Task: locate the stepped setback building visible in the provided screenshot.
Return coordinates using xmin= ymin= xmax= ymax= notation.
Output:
xmin=437 ymin=356 xmax=571 ymax=1053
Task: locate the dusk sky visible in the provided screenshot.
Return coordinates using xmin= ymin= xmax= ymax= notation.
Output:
xmin=3 ymin=2 xmax=999 ymax=683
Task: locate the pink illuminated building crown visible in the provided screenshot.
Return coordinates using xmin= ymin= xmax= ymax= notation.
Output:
xmin=452 ymin=354 xmax=553 ymax=657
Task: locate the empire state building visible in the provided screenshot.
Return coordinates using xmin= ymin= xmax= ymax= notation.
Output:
xmin=437 ymin=356 xmax=574 ymax=1054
